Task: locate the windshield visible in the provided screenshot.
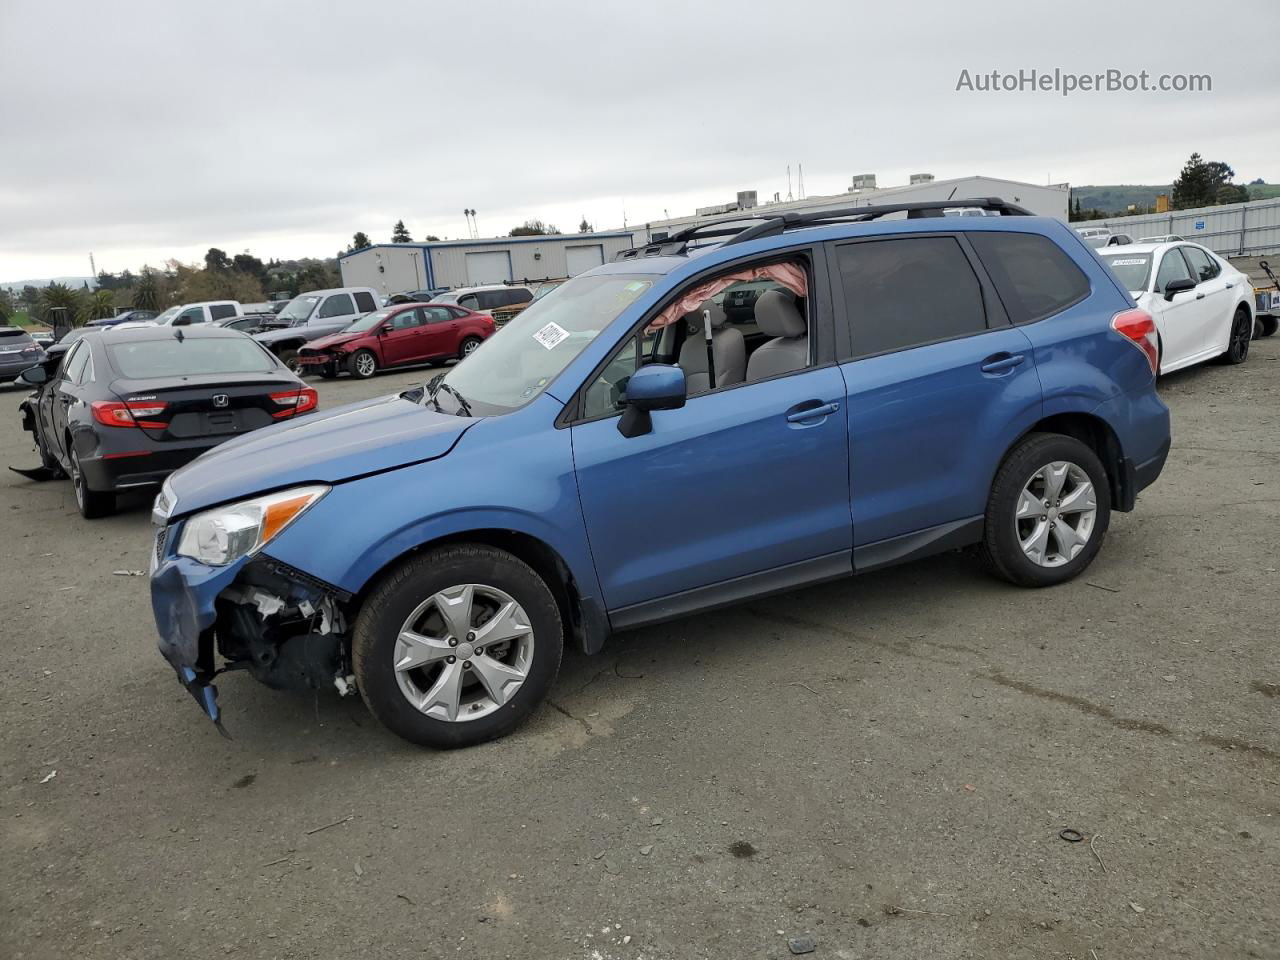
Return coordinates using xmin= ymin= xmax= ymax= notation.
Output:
xmin=344 ymin=309 xmax=391 ymax=333
xmin=1102 ymin=253 xmax=1153 ymax=292
xmin=430 ymin=293 xmax=460 ymax=305
xmin=431 ymin=273 xmax=656 ymax=415
xmin=276 ymin=295 xmax=320 ymax=323
xmin=154 ymin=307 xmax=180 ymax=325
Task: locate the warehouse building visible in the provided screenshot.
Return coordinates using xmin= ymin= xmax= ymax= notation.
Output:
xmin=339 ymin=231 xmax=636 ymax=297
xmin=623 ymin=174 xmax=1071 ymax=245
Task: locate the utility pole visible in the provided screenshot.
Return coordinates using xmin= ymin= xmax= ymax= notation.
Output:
xmin=89 ymin=252 xmax=97 ymax=282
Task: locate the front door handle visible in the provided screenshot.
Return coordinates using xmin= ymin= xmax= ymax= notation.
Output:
xmin=786 ymin=400 xmax=840 ymax=423
xmin=1196 ymin=292 xmax=1206 ymax=299
xmin=980 ymin=353 xmax=1026 ymax=374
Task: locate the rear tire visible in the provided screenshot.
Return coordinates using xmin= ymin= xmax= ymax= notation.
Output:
xmin=352 ymin=544 xmax=563 ymax=749
xmin=70 ymin=447 xmax=115 ymax=520
xmin=1218 ymin=308 xmax=1251 ymax=364
xmin=458 ymin=336 xmax=482 ymax=360
xmin=1257 ymin=315 xmax=1277 ymax=338
xmin=979 ymin=433 xmax=1110 ymax=588
xmin=348 ymin=349 xmax=378 ymax=379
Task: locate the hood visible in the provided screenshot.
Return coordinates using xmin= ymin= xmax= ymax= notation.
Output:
xmin=306 ymin=330 xmax=364 ymax=351
xmin=164 ymin=393 xmax=479 ymax=516
xmin=253 ymin=326 xmax=307 ymax=346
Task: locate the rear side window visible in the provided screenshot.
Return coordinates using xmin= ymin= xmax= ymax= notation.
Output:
xmin=318 ymin=294 xmax=354 ymax=318
xmin=353 ymin=291 xmax=376 ymax=312
xmin=835 ymin=236 xmax=988 ymax=359
xmin=208 ymin=304 xmax=237 ymax=321
xmin=389 ymin=308 xmax=422 ymax=330
xmin=969 ymin=232 xmax=1090 ymax=324
xmin=1181 ymin=246 xmax=1220 ymax=282
xmin=423 ymin=306 xmax=454 ymax=324
xmin=108 ymin=338 xmax=276 ymax=378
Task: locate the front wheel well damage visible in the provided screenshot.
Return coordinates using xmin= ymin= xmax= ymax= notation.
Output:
xmin=353 ymin=529 xmax=600 ymax=655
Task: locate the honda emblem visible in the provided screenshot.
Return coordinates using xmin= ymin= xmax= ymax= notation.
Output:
xmin=211 ymin=394 xmax=230 ymax=408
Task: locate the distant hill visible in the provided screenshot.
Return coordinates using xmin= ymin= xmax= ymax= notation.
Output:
xmin=1072 ymin=183 xmax=1274 ymax=215
xmin=0 ymin=276 xmax=96 ymax=293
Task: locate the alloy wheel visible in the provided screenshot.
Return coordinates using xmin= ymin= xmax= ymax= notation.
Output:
xmin=1230 ymin=313 xmax=1251 ymax=363
xmin=1015 ymin=461 xmax=1097 ymax=567
xmin=462 ymin=338 xmax=479 ymax=356
xmin=393 ymin=584 xmax=534 ymax=722
xmin=356 ymin=353 xmax=377 ymax=377
xmin=70 ymin=452 xmax=85 ymax=509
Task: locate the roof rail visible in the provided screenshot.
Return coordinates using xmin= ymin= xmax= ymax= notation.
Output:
xmin=613 ymin=197 xmax=1035 ymax=260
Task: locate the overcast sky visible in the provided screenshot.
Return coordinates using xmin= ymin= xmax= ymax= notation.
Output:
xmin=1 ymin=0 xmax=1276 ymax=281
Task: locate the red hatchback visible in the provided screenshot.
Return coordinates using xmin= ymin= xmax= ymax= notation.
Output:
xmin=296 ymin=303 xmax=495 ymax=379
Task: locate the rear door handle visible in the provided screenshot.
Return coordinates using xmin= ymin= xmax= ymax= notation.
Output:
xmin=980 ymin=353 xmax=1026 ymax=374
xmin=786 ymin=400 xmax=840 ymax=423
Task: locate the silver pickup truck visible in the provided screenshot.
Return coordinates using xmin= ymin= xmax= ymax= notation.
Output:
xmin=253 ymin=287 xmax=379 ymax=370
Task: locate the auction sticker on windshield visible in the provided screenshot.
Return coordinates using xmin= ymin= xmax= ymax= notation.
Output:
xmin=533 ymin=321 xmax=570 ymax=350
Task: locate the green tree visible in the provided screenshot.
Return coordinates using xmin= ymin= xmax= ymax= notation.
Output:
xmin=20 ymin=285 xmax=40 ymax=309
xmin=509 ymin=219 xmax=560 ymax=237
xmin=578 ymin=217 xmax=593 ymax=233
xmin=78 ymin=289 xmax=116 ymax=325
xmin=0 ymin=289 xmax=14 ymax=322
xmin=350 ymin=232 xmax=371 ymax=252
xmin=204 ymin=247 xmax=231 ymax=271
xmin=132 ymin=269 xmax=162 ymax=310
xmin=391 ymin=220 xmax=412 ymax=243
xmin=424 ymin=234 xmax=440 ymax=242
xmin=37 ymin=282 xmax=82 ymax=324
xmin=1172 ymin=153 xmax=1244 ymax=210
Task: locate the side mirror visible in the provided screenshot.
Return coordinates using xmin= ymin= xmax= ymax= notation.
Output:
xmin=617 ymin=364 xmax=686 ymax=438
xmin=1164 ymin=277 xmax=1196 ymax=301
xmin=19 ymin=365 xmax=48 ymax=385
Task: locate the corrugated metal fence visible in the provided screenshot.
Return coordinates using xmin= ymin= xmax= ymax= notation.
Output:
xmin=1088 ymin=197 xmax=1280 ymax=257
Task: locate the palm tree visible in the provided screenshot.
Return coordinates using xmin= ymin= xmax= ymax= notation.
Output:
xmin=37 ymin=282 xmax=81 ymax=324
xmin=79 ymin=289 xmax=116 ymax=325
xmin=133 ymin=269 xmax=161 ymax=310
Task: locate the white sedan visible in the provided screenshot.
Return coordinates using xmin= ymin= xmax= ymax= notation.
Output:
xmin=1100 ymin=241 xmax=1254 ymax=375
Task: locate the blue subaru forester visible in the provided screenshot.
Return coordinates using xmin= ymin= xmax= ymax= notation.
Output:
xmin=151 ymin=198 xmax=1170 ymax=748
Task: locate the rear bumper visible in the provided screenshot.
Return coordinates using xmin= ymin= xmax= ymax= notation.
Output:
xmin=1092 ymin=385 xmax=1171 ymax=511
xmin=79 ymin=438 xmax=224 ymax=493
xmin=0 ymin=355 xmax=42 ymax=381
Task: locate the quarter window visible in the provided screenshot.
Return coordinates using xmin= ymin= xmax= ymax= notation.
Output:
xmin=62 ymin=341 xmax=90 ymax=382
xmin=318 ymin=294 xmax=354 ymax=318
xmin=836 ymin=236 xmax=988 ymax=359
xmin=968 ymin=231 xmax=1090 ymax=324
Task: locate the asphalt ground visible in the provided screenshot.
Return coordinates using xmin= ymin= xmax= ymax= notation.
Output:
xmin=2 ymin=340 xmax=1277 ymax=960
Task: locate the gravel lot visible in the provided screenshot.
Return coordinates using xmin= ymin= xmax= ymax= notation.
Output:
xmin=2 ymin=343 xmax=1278 ymax=960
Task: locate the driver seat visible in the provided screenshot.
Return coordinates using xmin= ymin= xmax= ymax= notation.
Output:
xmin=677 ymin=300 xmax=746 ymax=394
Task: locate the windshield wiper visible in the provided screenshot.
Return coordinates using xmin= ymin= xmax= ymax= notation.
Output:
xmin=430 ymin=380 xmax=473 ymax=418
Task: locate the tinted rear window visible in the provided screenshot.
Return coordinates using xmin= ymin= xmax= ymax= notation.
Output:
xmin=107 ymin=338 xmax=276 ymax=379
xmin=836 ymin=236 xmax=988 ymax=359
xmin=208 ymin=304 xmax=237 ymax=321
xmin=0 ymin=327 xmax=33 ymax=342
xmin=969 ymin=232 xmax=1090 ymax=323
xmin=353 ymin=291 xmax=377 ymax=312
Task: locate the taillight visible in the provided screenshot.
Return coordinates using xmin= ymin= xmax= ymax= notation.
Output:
xmin=91 ymin=400 xmax=168 ymax=429
xmin=1111 ymin=308 xmax=1159 ymax=375
xmin=271 ymin=387 xmax=319 ymax=418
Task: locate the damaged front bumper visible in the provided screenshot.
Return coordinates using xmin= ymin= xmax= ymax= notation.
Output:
xmin=151 ymin=527 xmax=354 ymax=733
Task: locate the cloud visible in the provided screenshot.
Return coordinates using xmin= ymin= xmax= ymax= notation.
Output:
xmin=1 ymin=0 xmax=1274 ymax=278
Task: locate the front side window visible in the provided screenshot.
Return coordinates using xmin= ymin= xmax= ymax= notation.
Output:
xmin=837 ymin=236 xmax=987 ymax=359
xmin=1155 ymin=249 xmax=1193 ymax=292
xmin=175 ymin=306 xmax=205 ymax=326
xmin=318 ymin=293 xmax=355 ymax=319
xmin=430 ymin=273 xmax=656 ymax=415
xmin=971 ymin=232 xmax=1090 ymax=323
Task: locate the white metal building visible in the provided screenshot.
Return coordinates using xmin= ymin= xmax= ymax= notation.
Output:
xmin=339 ymin=232 xmax=636 ymax=297
xmin=623 ymin=175 xmax=1072 ymax=245
xmin=1081 ymin=197 xmax=1280 ymax=258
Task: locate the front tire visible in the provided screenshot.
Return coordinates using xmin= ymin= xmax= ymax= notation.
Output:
xmin=1256 ymin=315 xmax=1277 ymax=338
xmin=352 ymin=544 xmax=564 ymax=748
xmin=1219 ymin=308 xmax=1251 ymax=364
xmin=979 ymin=433 xmax=1110 ymax=588
xmin=276 ymin=348 xmax=303 ymax=375
xmin=70 ymin=447 xmax=115 ymax=519
xmin=348 ymin=349 xmax=378 ymax=379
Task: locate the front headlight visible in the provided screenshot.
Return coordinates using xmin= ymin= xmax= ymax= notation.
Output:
xmin=176 ymin=485 xmax=329 ymax=566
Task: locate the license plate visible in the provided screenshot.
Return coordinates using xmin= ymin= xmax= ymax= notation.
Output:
xmin=297 ymin=356 xmax=328 ymax=365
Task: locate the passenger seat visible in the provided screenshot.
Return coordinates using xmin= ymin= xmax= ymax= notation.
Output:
xmin=677 ymin=300 xmax=746 ymax=393
xmin=746 ymin=291 xmax=808 ymax=381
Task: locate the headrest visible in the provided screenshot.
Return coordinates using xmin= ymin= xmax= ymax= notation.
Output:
xmin=755 ymin=290 xmax=805 ymax=338
xmin=684 ymin=299 xmax=727 ymax=336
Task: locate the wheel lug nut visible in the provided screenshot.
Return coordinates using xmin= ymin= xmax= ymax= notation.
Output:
xmin=448 ymin=637 xmax=458 ymax=647
xmin=473 ymin=647 xmax=483 ymax=657
xmin=446 ymin=655 xmax=456 ymax=664
xmin=466 ymin=632 xmax=476 ymax=642
xmin=462 ymin=662 xmax=471 ymax=670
